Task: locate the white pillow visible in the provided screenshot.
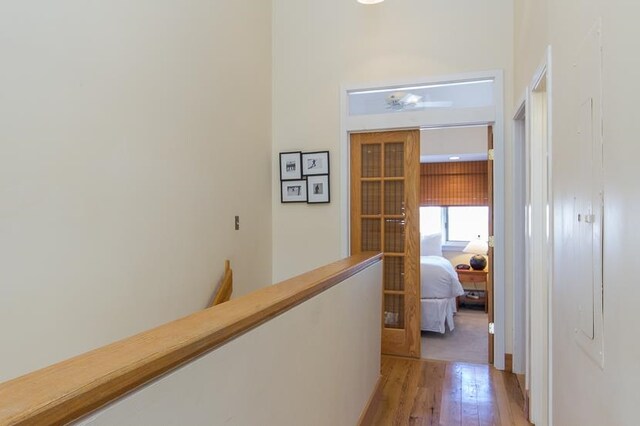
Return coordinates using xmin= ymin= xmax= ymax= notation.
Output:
xmin=421 ymin=233 xmax=443 ymax=257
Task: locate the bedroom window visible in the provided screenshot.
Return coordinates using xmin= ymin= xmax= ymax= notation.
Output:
xmin=419 ymin=206 xmax=443 ymax=235
xmin=447 ymin=206 xmax=489 ymax=241
xmin=420 ymin=206 xmax=488 ymax=243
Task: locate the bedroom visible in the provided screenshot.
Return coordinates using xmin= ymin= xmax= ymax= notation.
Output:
xmin=347 ymin=73 xmax=504 ymax=364
xmin=350 ymin=123 xmax=494 ymax=363
xmin=418 ymin=125 xmax=491 ymax=364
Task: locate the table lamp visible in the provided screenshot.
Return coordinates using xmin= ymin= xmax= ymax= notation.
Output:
xmin=463 ymin=236 xmax=488 ymax=270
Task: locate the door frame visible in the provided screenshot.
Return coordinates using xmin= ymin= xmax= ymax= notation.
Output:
xmin=340 ymin=69 xmax=507 ymax=369
xmin=527 ymin=47 xmax=553 ymax=425
xmin=512 ymin=96 xmax=527 ymax=377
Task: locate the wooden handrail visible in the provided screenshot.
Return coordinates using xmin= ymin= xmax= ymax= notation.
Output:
xmin=208 ymin=259 xmax=233 ymax=308
xmin=0 ymin=252 xmax=382 ymax=426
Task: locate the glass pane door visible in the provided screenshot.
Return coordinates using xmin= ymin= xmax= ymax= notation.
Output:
xmin=351 ymin=130 xmax=420 ymax=358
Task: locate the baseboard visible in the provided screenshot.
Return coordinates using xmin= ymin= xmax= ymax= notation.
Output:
xmin=358 ymin=375 xmax=384 ymax=426
xmin=504 ymin=353 xmax=513 ymax=372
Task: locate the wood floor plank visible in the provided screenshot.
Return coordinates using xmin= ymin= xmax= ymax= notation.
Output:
xmin=491 ymin=367 xmax=517 ymax=426
xmin=372 ymin=358 xmax=405 ymax=426
xmin=441 ymin=362 xmax=462 ymax=426
xmin=515 ymin=374 xmax=526 ymax=399
xmin=475 ymin=364 xmax=501 ymax=426
xmin=408 ymin=386 xmax=428 ymax=426
xmin=363 ymin=356 xmax=532 ymax=426
xmin=503 ymin=370 xmax=529 ymax=426
xmin=460 ymin=363 xmax=480 ymax=425
xmin=424 ymin=361 xmax=445 ymax=426
xmin=393 ymin=360 xmax=418 ymax=425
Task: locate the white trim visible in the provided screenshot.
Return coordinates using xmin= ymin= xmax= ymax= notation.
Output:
xmin=348 ymin=78 xmax=494 ymax=95
xmin=442 ymin=242 xmax=468 ymax=252
xmin=512 ymin=95 xmax=527 ymax=376
xmin=345 ymin=106 xmax=496 ymax=133
xmin=547 ymin=46 xmax=554 ymax=426
xmin=340 ymin=82 xmax=350 ymax=259
xmin=513 ymin=92 xmax=527 ymax=121
xmin=492 ymin=70 xmax=506 ymax=371
xmin=340 ymin=70 xmax=506 ymax=370
xmin=342 ymin=70 xmax=501 ymax=94
xmin=527 ymin=46 xmax=553 ymax=426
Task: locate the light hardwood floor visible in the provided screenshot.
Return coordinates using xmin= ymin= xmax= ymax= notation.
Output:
xmin=364 ymin=356 xmax=531 ymax=426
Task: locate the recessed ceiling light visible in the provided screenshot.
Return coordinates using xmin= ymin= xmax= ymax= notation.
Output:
xmin=357 ymin=0 xmax=384 ymax=4
xmin=449 ymin=156 xmax=461 ymax=160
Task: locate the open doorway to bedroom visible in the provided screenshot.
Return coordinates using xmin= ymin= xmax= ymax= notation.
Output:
xmin=342 ymin=70 xmax=505 ymax=368
xmin=419 ymin=125 xmax=491 ymax=365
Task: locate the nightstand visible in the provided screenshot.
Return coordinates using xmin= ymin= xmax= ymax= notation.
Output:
xmin=456 ymin=269 xmax=488 ymax=312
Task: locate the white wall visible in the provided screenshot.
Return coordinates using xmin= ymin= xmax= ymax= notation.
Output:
xmin=515 ymin=1 xmax=640 ymax=424
xmin=442 ymin=250 xmax=470 ymax=269
xmin=0 ymin=2 xmax=272 ymax=382
xmin=75 ymin=262 xmax=382 ymax=426
xmin=272 ymin=0 xmax=514 ymax=352
xmin=513 ymin=1 xmax=548 ymax=106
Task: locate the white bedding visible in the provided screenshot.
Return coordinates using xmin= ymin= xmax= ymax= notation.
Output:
xmin=420 ymin=256 xmax=464 ymax=299
xmin=420 ymin=299 xmax=454 ymax=334
xmin=420 ymin=256 xmax=464 ymax=333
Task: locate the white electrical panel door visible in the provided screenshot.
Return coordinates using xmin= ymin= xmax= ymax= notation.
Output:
xmin=575 ymin=98 xmax=596 ymax=341
xmin=573 ymin=22 xmax=604 ymax=367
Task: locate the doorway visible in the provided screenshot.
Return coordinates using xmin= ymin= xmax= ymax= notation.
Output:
xmin=349 ymin=125 xmax=496 ymax=364
xmin=418 ymin=125 xmax=493 ymax=365
xmin=342 ymin=71 xmax=507 ymax=368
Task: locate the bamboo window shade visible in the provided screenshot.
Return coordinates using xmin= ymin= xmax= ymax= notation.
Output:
xmin=420 ymin=161 xmax=488 ymax=206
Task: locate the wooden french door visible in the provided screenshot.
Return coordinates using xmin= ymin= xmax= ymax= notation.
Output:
xmin=350 ymin=130 xmax=421 ymax=358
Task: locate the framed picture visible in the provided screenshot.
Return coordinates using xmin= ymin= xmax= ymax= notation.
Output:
xmin=307 ymin=175 xmax=330 ymax=204
xmin=280 ymin=151 xmax=302 ymax=180
xmin=281 ymin=180 xmax=308 ymax=203
xmin=301 ymin=151 xmax=329 ymax=176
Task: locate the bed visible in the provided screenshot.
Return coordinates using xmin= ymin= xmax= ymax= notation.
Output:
xmin=420 ymin=234 xmax=465 ymax=333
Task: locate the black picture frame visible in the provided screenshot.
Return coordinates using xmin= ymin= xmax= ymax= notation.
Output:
xmin=281 ymin=180 xmax=308 ymax=203
xmin=280 ymin=151 xmax=302 ymax=180
xmin=301 ymin=151 xmax=330 ymax=176
xmin=306 ymin=175 xmax=330 ymax=204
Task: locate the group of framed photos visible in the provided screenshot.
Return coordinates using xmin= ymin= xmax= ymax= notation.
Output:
xmin=280 ymin=151 xmax=330 ymax=204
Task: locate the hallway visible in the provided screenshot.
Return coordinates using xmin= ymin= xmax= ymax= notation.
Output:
xmin=365 ymin=356 xmax=530 ymax=425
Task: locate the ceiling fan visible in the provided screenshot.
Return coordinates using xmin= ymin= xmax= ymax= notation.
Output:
xmin=385 ymin=91 xmax=453 ymax=110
